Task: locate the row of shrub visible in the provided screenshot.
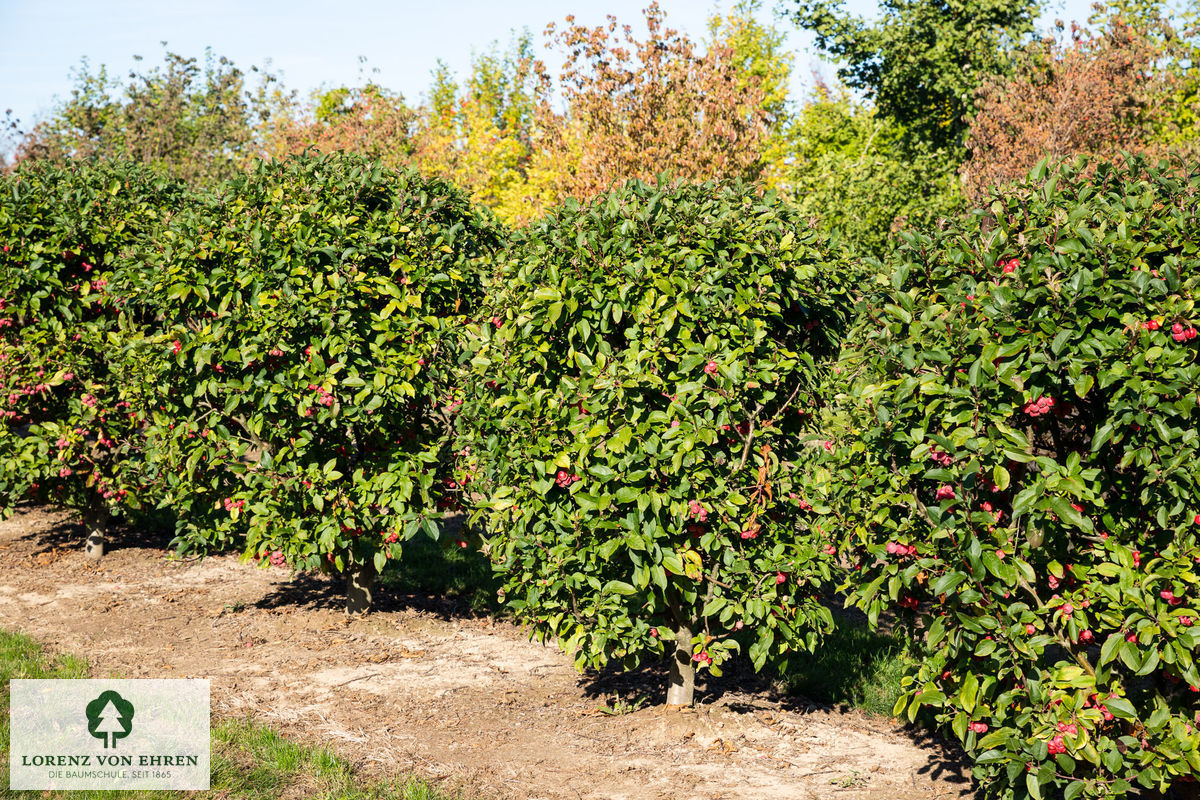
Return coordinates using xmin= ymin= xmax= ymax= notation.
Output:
xmin=2 ymin=152 xmax=1199 ymax=799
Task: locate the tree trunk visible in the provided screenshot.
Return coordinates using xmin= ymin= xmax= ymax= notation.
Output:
xmin=83 ymin=505 xmax=109 ymax=563
xmin=345 ymin=560 xmax=378 ymax=615
xmin=666 ymin=618 xmax=695 ymax=707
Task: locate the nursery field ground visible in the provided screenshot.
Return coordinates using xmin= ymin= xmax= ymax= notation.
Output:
xmin=0 ymin=626 xmax=465 ymax=800
xmin=0 ymin=506 xmax=975 ymax=800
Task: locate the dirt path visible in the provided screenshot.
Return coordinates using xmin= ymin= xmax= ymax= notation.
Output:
xmin=0 ymin=507 xmax=975 ymax=800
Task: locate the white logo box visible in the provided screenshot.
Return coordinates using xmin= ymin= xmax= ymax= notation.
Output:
xmin=9 ymin=678 xmax=210 ymax=790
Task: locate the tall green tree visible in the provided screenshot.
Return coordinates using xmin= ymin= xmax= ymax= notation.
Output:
xmin=708 ymin=0 xmax=794 ymax=125
xmin=787 ymin=0 xmax=1040 ymax=151
xmin=16 ymin=47 xmax=284 ymax=184
xmin=708 ymin=0 xmax=796 ymax=183
xmin=770 ymin=83 xmax=962 ymax=259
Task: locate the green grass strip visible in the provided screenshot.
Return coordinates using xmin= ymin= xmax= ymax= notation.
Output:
xmin=781 ymin=623 xmax=918 ymax=718
xmin=0 ymin=629 xmax=470 ymax=799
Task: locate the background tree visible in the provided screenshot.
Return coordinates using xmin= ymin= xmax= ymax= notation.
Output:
xmin=265 ymin=37 xmax=557 ymax=226
xmin=708 ymin=0 xmax=792 ymax=123
xmin=768 ymin=81 xmax=963 ymax=259
xmin=535 ymin=2 xmax=771 ymax=202
xmin=44 ymin=5 xmax=782 ymax=229
xmin=962 ymin=18 xmax=1167 ymax=200
xmin=708 ymin=0 xmax=795 ymax=175
xmin=264 ymin=82 xmax=417 ymax=171
xmin=411 ymin=36 xmax=557 ymax=225
xmin=1090 ymin=0 xmax=1200 ymax=160
xmin=17 ymin=48 xmax=281 ymax=184
xmin=788 ymin=0 xmax=1040 ymax=152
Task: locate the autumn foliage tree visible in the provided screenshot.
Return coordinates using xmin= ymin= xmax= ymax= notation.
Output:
xmin=411 ymin=38 xmax=559 ymax=226
xmin=411 ymin=3 xmax=780 ymax=221
xmin=707 ymin=0 xmax=793 ymax=128
xmin=65 ymin=5 xmax=780 ymax=228
xmin=534 ymin=2 xmax=771 ymax=203
xmin=707 ymin=0 xmax=797 ymax=196
xmin=963 ymin=20 xmax=1165 ymax=200
xmin=263 ymin=83 xmax=417 ymax=172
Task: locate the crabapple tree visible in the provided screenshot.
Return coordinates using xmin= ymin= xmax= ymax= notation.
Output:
xmin=118 ymin=153 xmax=501 ymax=612
xmin=457 ymin=178 xmax=856 ymax=705
xmin=827 ymin=156 xmax=1200 ymax=799
xmin=0 ymin=159 xmax=184 ymax=559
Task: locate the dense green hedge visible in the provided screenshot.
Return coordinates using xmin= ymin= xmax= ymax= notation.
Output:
xmin=826 ymin=156 xmax=1200 ymax=798
xmin=4 ymin=151 xmax=1200 ymax=795
xmin=455 ymin=179 xmax=857 ymax=704
xmin=0 ymin=160 xmax=186 ymax=557
xmin=115 ymin=153 xmax=502 ymax=610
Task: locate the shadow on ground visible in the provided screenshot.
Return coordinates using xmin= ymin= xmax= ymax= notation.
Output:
xmin=253 ymin=534 xmax=502 ymax=620
xmin=11 ymin=502 xmax=177 ymax=557
xmin=574 ymin=610 xmax=980 ymax=797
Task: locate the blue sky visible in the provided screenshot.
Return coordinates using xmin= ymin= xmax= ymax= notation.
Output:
xmin=1 ymin=0 xmax=1097 ymax=131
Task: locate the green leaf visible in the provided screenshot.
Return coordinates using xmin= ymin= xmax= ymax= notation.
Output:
xmin=1103 ymin=696 xmax=1136 ymax=719
xmin=1099 ymin=632 xmax=1123 ymax=666
xmin=1047 ymin=497 xmax=1093 ymax=532
xmin=959 ymin=672 xmax=979 ymax=712
xmin=587 ymin=464 xmax=616 ymax=481
xmin=992 ymin=465 xmax=1010 ymax=492
xmin=1012 ymin=484 xmax=1042 ymax=518
xmin=931 ymin=571 xmax=966 ymax=596
xmin=421 ymin=518 xmax=439 ymax=541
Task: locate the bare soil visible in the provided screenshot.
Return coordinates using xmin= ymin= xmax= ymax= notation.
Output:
xmin=0 ymin=506 xmax=977 ymax=800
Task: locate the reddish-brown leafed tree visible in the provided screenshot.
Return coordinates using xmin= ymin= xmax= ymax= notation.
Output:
xmin=264 ymin=85 xmax=417 ymax=170
xmin=537 ymin=2 xmax=770 ymax=200
xmin=962 ymin=21 xmax=1165 ymax=200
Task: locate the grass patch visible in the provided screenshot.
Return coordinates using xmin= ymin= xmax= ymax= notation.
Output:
xmin=0 ymin=629 xmax=473 ymax=799
xmin=379 ymin=533 xmax=501 ymax=614
xmin=780 ymin=622 xmax=919 ymax=718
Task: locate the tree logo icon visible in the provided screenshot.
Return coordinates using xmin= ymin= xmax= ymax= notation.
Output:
xmin=85 ymin=690 xmax=134 ymax=749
